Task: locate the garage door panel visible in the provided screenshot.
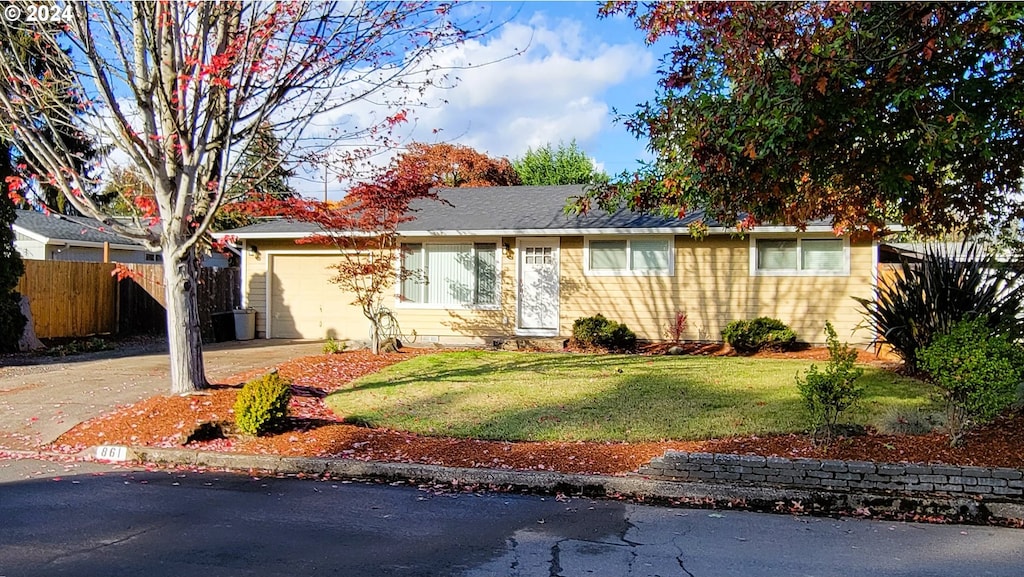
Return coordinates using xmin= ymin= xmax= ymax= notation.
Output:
xmin=270 ymin=255 xmax=367 ymax=339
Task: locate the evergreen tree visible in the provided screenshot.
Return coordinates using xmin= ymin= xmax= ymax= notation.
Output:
xmin=513 ymin=140 xmax=607 ymax=186
xmin=2 ymin=4 xmax=98 ymax=215
xmin=0 ymin=147 xmax=26 ymax=352
xmin=216 ymin=122 xmax=298 ymax=230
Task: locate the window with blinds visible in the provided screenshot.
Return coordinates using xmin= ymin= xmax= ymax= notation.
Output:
xmin=586 ymin=237 xmax=673 ymax=275
xmin=754 ymin=238 xmax=847 ymax=275
xmin=400 ymin=243 xmax=498 ymax=307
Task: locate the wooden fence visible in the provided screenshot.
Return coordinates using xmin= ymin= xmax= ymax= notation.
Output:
xmin=16 ymin=260 xmax=118 ymax=339
xmin=16 ymin=261 xmax=240 ymax=341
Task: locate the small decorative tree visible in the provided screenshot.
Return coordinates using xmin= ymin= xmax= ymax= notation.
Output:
xmin=256 ymin=167 xmax=435 ymax=354
xmin=664 ymin=310 xmax=688 ymax=343
xmin=796 ymin=321 xmax=864 ymax=444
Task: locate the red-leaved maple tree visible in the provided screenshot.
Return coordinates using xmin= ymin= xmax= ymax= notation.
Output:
xmin=0 ymin=2 xmax=489 ymax=393
xmin=254 ymin=167 xmax=435 ymax=354
xmin=394 ymin=142 xmax=520 ymax=188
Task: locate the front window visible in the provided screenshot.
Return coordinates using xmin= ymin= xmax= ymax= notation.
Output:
xmin=754 ymin=237 xmax=847 ymax=275
xmin=400 ymin=243 xmax=498 ymax=307
xmin=586 ymin=237 xmax=673 ymax=276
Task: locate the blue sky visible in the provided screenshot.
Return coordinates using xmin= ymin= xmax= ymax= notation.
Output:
xmin=295 ymin=1 xmax=671 ymax=199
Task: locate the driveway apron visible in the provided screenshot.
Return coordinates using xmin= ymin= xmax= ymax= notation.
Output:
xmin=0 ymin=339 xmax=323 ymax=451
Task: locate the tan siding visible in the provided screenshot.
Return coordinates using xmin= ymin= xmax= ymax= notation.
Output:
xmin=560 ymin=236 xmax=876 ymax=345
xmin=243 ymin=239 xmax=512 ymax=342
xmin=242 ymin=234 xmax=876 ymax=345
xmin=392 ymin=308 xmax=509 ymax=344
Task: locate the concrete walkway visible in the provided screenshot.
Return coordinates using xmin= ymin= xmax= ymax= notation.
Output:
xmin=0 ymin=339 xmax=323 ymax=450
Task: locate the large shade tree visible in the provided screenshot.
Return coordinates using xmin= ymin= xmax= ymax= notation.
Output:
xmin=589 ymin=2 xmax=1024 ymax=235
xmin=512 ymin=139 xmax=607 ymax=186
xmin=0 ymin=1 xmax=489 ymax=393
xmin=393 ymin=142 xmax=520 ymax=188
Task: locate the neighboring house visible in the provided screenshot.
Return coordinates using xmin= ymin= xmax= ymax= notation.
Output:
xmin=220 ymin=185 xmax=881 ymax=346
xmin=13 ymin=209 xmax=234 ymax=266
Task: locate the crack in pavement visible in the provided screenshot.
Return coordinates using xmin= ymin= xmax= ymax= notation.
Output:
xmin=619 ymin=515 xmax=644 ymax=547
xmin=549 ymin=539 xmax=565 ymax=577
xmin=677 ymin=554 xmax=696 ymax=577
xmin=672 ymin=538 xmax=696 ymax=577
xmin=43 ymin=525 xmax=159 ymax=566
xmin=508 ymin=535 xmax=519 ymax=576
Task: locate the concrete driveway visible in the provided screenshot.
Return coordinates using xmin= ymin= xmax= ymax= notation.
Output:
xmin=0 ymin=339 xmax=324 ymax=451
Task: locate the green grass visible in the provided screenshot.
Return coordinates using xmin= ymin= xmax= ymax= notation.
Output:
xmin=326 ymin=351 xmax=940 ymax=442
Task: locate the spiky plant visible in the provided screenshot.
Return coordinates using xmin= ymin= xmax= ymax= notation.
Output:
xmin=855 ymin=242 xmax=1024 ymax=370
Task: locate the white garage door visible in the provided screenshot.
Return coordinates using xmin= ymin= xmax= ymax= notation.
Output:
xmin=269 ymin=255 xmax=368 ymax=340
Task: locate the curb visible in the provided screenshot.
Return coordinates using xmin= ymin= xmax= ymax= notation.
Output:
xmin=124 ymin=446 xmax=1024 ymax=527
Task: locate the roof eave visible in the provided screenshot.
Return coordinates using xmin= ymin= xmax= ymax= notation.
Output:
xmin=11 ymin=224 xmax=52 ymax=244
xmin=220 ymin=224 xmax=850 ymax=240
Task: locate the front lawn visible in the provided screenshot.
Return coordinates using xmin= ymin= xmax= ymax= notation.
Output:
xmin=326 ymin=351 xmax=939 ymax=442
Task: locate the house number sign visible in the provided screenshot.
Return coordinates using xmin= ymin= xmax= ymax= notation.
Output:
xmin=95 ymin=445 xmax=129 ymax=462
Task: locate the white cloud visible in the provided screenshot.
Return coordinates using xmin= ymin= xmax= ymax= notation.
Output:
xmin=412 ymin=16 xmax=653 ymax=158
xmin=294 ymin=10 xmax=655 ymax=198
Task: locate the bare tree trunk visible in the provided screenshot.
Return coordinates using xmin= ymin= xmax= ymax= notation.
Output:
xmin=365 ymin=305 xmax=380 ymax=355
xmin=163 ymin=247 xmax=207 ymax=393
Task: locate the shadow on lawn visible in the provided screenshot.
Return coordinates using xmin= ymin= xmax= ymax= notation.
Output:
xmin=334 ymin=352 xmax=625 ymax=394
xmin=331 ymin=355 xmax=933 ymax=443
xmin=335 ymin=372 xmax=777 ymax=442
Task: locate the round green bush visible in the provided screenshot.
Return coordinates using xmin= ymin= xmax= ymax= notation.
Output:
xmin=234 ymin=371 xmax=292 ymax=436
xmin=571 ymin=314 xmax=637 ymax=352
xmin=722 ymin=317 xmax=797 ymax=353
xmin=918 ymin=317 xmax=1024 ymax=445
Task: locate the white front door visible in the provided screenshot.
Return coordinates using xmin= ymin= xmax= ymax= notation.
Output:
xmin=517 ymin=238 xmax=559 ymax=335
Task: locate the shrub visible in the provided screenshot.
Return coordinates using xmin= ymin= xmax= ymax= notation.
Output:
xmin=323 ymin=337 xmax=346 ymax=354
xmin=855 ymin=242 xmax=1024 ymax=371
xmin=722 ymin=317 xmax=797 ymax=353
xmin=234 ymin=370 xmax=292 ymax=436
xmin=572 ymin=314 xmax=609 ymax=347
xmin=46 ymin=337 xmax=112 ymax=357
xmin=875 ymin=407 xmax=942 ymax=436
xmin=796 ymin=321 xmax=865 ymax=443
xmin=605 ymin=322 xmax=638 ymax=351
xmin=918 ymin=317 xmax=1024 ymax=446
xmin=664 ymin=310 xmax=688 ymax=342
xmin=571 ymin=314 xmax=638 ymax=352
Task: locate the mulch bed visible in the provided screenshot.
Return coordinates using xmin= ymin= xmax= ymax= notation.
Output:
xmin=51 ymin=348 xmax=1024 ymax=476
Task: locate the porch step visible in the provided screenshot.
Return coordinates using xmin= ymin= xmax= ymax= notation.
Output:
xmin=494 ymin=337 xmax=567 ymax=352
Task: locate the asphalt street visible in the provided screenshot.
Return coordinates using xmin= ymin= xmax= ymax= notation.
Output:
xmin=1 ymin=458 xmax=1021 ymax=577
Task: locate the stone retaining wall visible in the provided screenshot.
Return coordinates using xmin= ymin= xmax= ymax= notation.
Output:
xmin=640 ymin=451 xmax=1024 ymax=499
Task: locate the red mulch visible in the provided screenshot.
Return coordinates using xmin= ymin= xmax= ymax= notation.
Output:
xmin=51 ymin=347 xmax=1024 ymax=476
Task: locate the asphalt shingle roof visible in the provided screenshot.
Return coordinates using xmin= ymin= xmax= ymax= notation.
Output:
xmin=14 ymin=210 xmax=147 ymax=247
xmin=223 ymin=185 xmax=704 ymax=236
